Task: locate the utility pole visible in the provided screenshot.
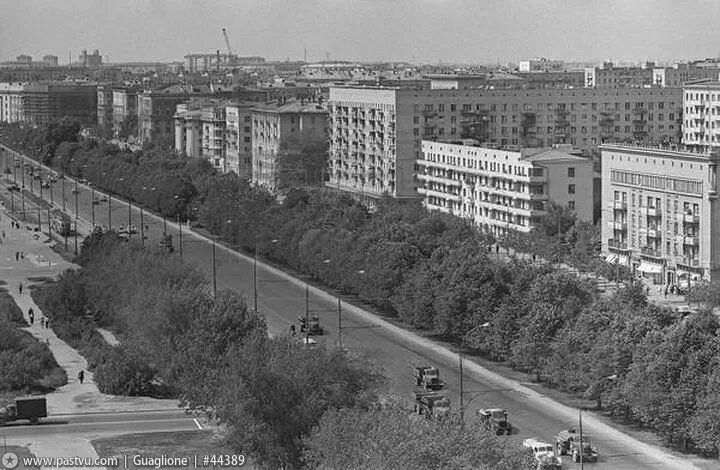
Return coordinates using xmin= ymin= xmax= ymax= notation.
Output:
xmin=74 ymin=178 xmax=78 ymax=218
xmin=459 ymin=352 xmax=465 ymax=426
xmin=579 ymin=409 xmax=584 ymax=470
xmin=90 ymin=186 xmax=95 ymax=226
xmin=556 ymin=216 xmax=561 ymax=264
xmin=74 ymin=219 xmax=78 ymax=255
xmin=47 ymin=208 xmax=51 ymax=234
xmin=108 ymin=194 xmax=112 ymax=229
xmin=127 ymin=199 xmax=132 ymax=236
xmin=178 ymin=214 xmax=183 ymax=259
xmin=305 ymin=283 xmax=310 ymax=347
xmin=253 ymin=238 xmax=258 ymax=312
xmin=62 ymin=178 xmax=65 ymax=211
xmin=140 ymin=207 xmax=144 ymax=247
xmin=36 ymin=207 xmax=41 ymax=231
xmin=337 ymin=295 xmax=342 ymax=348
xmin=212 ymin=237 xmax=217 ymax=298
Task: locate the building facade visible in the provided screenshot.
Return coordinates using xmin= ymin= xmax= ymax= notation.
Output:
xmin=600 ymin=143 xmax=720 ymax=286
xmin=201 ymin=104 xmax=226 ymax=171
xmin=418 ymin=141 xmax=594 ymax=236
xmin=19 ymin=83 xmax=97 ymax=126
xmin=174 ymin=104 xmax=203 ymax=158
xmin=683 ymin=80 xmax=720 ymax=153
xmin=225 ymin=103 xmax=254 ymax=179
xmin=328 ymin=85 xmax=683 ymax=200
xmin=96 ymin=84 xmax=113 ymax=130
xmin=251 ymin=100 xmax=328 ymax=191
xmin=111 ymin=87 xmax=139 ymax=138
xmin=0 ymin=83 xmax=25 ymax=123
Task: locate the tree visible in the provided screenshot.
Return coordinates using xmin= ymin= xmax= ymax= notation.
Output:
xmin=302 ymin=405 xmax=534 ymax=470
xmin=206 ymin=336 xmax=383 ymax=469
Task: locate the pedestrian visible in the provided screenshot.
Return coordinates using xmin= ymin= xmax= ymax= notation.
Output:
xmin=18 ymin=282 xmax=22 ymax=295
xmin=78 ymin=370 xmax=85 ymax=384
xmin=2 ymin=230 xmax=5 ymax=238
xmin=28 ymin=308 xmax=34 ymax=325
xmin=15 ymin=251 xmax=19 ymax=262
xmin=496 ymin=245 xmax=500 ymax=254
xmin=664 ymin=286 xmax=668 ymax=298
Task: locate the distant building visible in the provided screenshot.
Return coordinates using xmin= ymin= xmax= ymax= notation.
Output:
xmin=417 ymin=141 xmax=594 ymax=236
xmin=184 ymin=53 xmax=238 ymax=72
xmin=201 ymin=103 xmax=227 ymax=171
xmin=683 ymin=80 xmax=720 ymax=153
xmin=42 ymin=55 xmax=58 ymax=67
xmin=78 ymin=49 xmax=102 ymax=68
xmin=251 ymin=99 xmax=328 ymax=192
xmin=0 ymin=82 xmax=97 ymax=126
xmin=600 ymin=143 xmax=720 ymax=285
xmin=653 ymin=64 xmax=720 ymax=88
xmin=96 ymin=84 xmax=114 ymax=129
xmin=518 ymin=58 xmax=567 ymax=73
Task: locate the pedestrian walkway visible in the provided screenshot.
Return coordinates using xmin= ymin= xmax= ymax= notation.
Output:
xmin=0 ymin=210 xmax=179 ymax=415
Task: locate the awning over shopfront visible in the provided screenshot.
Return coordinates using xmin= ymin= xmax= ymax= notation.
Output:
xmin=618 ymin=255 xmax=630 ymax=266
xmin=605 ymin=253 xmax=618 ymax=263
xmin=638 ymin=261 xmax=663 ymax=274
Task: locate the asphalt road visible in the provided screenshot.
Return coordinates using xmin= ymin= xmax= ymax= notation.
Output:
xmin=0 ymin=410 xmax=198 ymax=438
xmin=0 ymin=144 xmax=697 ymax=470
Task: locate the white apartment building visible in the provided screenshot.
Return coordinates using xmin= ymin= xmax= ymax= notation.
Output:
xmin=225 ymin=103 xmax=254 ymax=180
xmin=683 ymin=80 xmax=720 ymax=153
xmin=418 ymin=141 xmax=594 ymax=236
xmin=600 ymin=143 xmax=720 ymax=286
xmin=0 ymin=83 xmax=25 ymax=123
xmin=201 ymin=104 xmax=226 ymax=172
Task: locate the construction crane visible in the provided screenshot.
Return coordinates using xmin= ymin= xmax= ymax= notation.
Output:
xmin=222 ymin=28 xmax=233 ymax=56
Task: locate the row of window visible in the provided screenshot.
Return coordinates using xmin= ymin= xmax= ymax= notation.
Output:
xmin=419 ymin=101 xmax=676 ymax=113
xmin=610 ymin=170 xmax=703 ymax=195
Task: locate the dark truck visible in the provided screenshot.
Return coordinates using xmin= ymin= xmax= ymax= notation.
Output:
xmin=0 ymin=397 xmax=47 ymax=425
xmin=477 ymin=408 xmax=513 ymax=435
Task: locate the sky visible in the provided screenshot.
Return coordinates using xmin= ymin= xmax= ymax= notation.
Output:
xmin=2 ymin=0 xmax=720 ymax=65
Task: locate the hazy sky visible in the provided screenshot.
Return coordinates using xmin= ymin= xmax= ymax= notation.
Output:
xmin=2 ymin=0 xmax=720 ymax=64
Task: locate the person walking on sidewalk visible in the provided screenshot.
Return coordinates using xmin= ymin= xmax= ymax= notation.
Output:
xmin=15 ymin=251 xmax=19 ymax=262
xmin=28 ymin=308 xmax=34 ymax=325
xmin=78 ymin=370 xmax=85 ymax=384
xmin=18 ymin=282 xmax=22 ymax=295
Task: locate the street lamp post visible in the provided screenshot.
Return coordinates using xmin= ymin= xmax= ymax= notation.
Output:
xmin=140 ymin=206 xmax=145 ymax=246
xmin=127 ymin=199 xmax=132 ymax=238
xmin=253 ymin=238 xmax=258 ymax=312
xmin=74 ymin=178 xmax=78 ymax=218
xmin=212 ymin=237 xmax=217 ymax=298
xmin=305 ymin=282 xmax=310 ymax=347
xmin=108 ymin=192 xmax=112 ymax=230
xmin=74 ymin=219 xmax=78 ymax=255
xmin=36 ymin=207 xmax=41 ymax=231
xmin=13 ymin=155 xmax=17 ymax=184
xmin=46 ymin=208 xmax=51 ymax=235
xmin=90 ymin=186 xmax=95 ymax=226
xmin=61 ymin=177 xmax=66 ymax=211
xmin=177 ymin=214 xmax=183 ymax=259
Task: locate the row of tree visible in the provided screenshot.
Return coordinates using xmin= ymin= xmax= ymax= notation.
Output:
xmin=33 ymin=229 xmax=532 ymax=469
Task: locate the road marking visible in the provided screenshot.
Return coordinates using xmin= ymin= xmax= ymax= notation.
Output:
xmin=193 ymin=418 xmax=203 ymax=430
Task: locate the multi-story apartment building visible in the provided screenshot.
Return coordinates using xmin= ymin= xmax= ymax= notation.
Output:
xmin=225 ymin=103 xmax=254 ymax=179
xmin=653 ymin=64 xmax=720 ymax=88
xmin=584 ymin=62 xmax=656 ymax=88
xmin=174 ymin=104 xmax=203 ymax=158
xmin=139 ymin=85 xmax=189 ymax=147
xmin=519 ymin=58 xmax=567 ymax=73
xmin=96 ymin=84 xmax=113 ymax=130
xmin=328 ymin=85 xmax=683 ymax=200
xmin=683 ymin=80 xmax=720 ymax=153
xmin=201 ymin=104 xmax=226 ymax=172
xmin=251 ymin=100 xmax=328 ymax=192
xmin=418 ymin=141 xmax=593 ymax=236
xmin=600 ymin=143 xmax=720 ymax=286
xmin=0 ymin=83 xmax=25 ymax=123
xmin=111 ymin=87 xmax=140 ymax=138
xmin=7 ymin=82 xmax=97 ymax=126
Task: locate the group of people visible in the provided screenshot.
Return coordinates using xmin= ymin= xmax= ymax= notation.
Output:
xmin=25 ymin=306 xmax=50 ymax=328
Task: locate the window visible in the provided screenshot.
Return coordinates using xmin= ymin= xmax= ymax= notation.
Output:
xmin=568 ymin=184 xmax=575 ymax=194
xmin=413 ymin=116 xmax=419 ymax=124
xmin=413 ymin=128 xmax=419 ymax=136
xmin=568 ymin=167 xmax=575 ymax=177
xmin=243 ymin=136 xmax=250 ymax=143
xmin=438 ymin=104 xmax=445 ymax=112
xmin=568 ymin=201 xmax=575 ymax=210
xmin=450 ymin=104 xmax=456 ymax=112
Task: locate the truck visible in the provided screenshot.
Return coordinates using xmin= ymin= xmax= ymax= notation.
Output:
xmin=413 ymin=366 xmax=444 ymax=390
xmin=555 ymin=429 xmax=599 ymax=463
xmin=477 ymin=408 xmax=512 ymax=435
xmin=413 ymin=391 xmax=450 ymax=417
xmin=0 ymin=397 xmax=47 ymax=425
xmin=298 ymin=315 xmax=324 ymax=335
xmin=523 ymin=438 xmax=562 ymax=470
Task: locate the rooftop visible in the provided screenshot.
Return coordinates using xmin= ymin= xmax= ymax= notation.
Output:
xmin=252 ymin=100 xmax=326 ymax=114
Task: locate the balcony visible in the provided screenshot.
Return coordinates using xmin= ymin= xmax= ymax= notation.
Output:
xmin=643 ymin=206 xmax=660 ymax=217
xmin=609 ymin=221 xmax=628 ymax=231
xmin=677 ymin=257 xmax=701 ymax=268
xmin=683 ymin=236 xmax=699 ymax=246
xmin=683 ymin=213 xmax=700 ymax=224
xmin=646 ymin=229 xmax=661 ymax=239
xmin=612 ymin=200 xmax=627 ymax=210
xmin=641 ymin=247 xmax=663 ymax=259
xmin=608 ymin=239 xmax=630 ymax=251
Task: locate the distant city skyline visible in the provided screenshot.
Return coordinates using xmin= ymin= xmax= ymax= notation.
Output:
xmin=2 ymin=0 xmax=720 ymax=65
